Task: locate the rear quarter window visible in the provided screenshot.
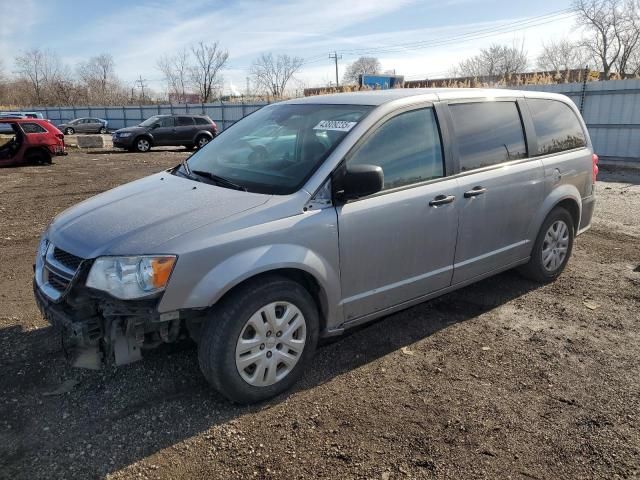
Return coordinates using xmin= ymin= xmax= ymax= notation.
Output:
xmin=194 ymin=117 xmax=212 ymax=125
xmin=527 ymin=98 xmax=586 ymax=155
xmin=21 ymin=123 xmax=48 ymax=134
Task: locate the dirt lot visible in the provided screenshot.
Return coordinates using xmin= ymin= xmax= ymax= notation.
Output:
xmin=0 ymin=150 xmax=639 ymax=480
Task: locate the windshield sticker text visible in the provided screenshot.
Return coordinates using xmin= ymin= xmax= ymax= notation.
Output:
xmin=313 ymin=120 xmax=357 ymax=132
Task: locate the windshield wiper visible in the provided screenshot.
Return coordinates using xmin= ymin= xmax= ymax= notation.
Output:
xmin=191 ymin=170 xmax=247 ymax=191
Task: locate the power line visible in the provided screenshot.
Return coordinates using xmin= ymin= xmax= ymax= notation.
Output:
xmin=335 ymin=9 xmax=575 ymax=57
xmin=136 ymin=75 xmax=148 ymax=101
xmin=329 ymin=51 xmax=342 ymax=87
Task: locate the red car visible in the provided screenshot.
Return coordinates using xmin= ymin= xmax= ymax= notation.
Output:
xmin=0 ymin=118 xmax=66 ymax=167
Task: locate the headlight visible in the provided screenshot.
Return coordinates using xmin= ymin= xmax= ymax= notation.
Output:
xmin=37 ymin=235 xmax=49 ymax=259
xmin=118 ymin=132 xmax=132 ymax=137
xmin=86 ymin=255 xmax=176 ymax=300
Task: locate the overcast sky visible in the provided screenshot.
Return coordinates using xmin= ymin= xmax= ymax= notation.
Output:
xmin=0 ymin=0 xmax=583 ymax=95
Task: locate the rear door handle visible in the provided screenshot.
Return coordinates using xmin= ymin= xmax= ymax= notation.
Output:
xmin=429 ymin=194 xmax=455 ymax=206
xmin=464 ymin=186 xmax=487 ymax=198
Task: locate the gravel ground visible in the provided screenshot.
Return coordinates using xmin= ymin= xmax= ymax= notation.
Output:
xmin=0 ymin=151 xmax=639 ymax=480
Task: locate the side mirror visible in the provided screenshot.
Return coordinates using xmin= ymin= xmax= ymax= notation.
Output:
xmin=334 ymin=164 xmax=384 ymax=201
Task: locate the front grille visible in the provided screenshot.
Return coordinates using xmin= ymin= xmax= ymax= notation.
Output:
xmin=53 ymin=247 xmax=83 ymax=271
xmin=48 ymin=271 xmax=70 ymax=291
xmin=37 ymin=244 xmax=86 ymax=300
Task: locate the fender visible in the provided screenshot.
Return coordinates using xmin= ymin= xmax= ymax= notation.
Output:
xmin=527 ymin=183 xmax=582 ymax=243
xmin=191 ymin=130 xmax=213 ymax=144
xmin=175 ymin=244 xmax=342 ymax=329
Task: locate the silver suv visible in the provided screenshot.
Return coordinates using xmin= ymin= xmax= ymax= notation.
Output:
xmin=33 ymin=89 xmax=597 ymax=403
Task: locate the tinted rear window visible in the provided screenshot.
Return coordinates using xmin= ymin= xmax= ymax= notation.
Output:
xmin=177 ymin=116 xmax=195 ymax=126
xmin=450 ymin=101 xmax=527 ymax=171
xmin=527 ymin=99 xmax=586 ymax=155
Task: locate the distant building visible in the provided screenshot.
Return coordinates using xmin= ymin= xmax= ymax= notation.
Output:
xmin=168 ymin=93 xmax=202 ymax=104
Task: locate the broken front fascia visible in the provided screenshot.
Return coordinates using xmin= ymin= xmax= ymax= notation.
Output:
xmin=33 ymin=277 xmax=196 ymax=369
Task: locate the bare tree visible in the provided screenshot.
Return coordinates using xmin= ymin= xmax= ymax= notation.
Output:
xmin=249 ymin=53 xmax=304 ymax=97
xmin=77 ymin=54 xmax=119 ymax=104
xmin=342 ymin=56 xmax=382 ymax=84
xmin=15 ymin=49 xmax=72 ymax=105
xmin=615 ymin=0 xmax=640 ymax=75
xmin=157 ymin=48 xmax=190 ymax=102
xmin=573 ymin=0 xmax=626 ymax=77
xmin=537 ymin=39 xmax=589 ymax=71
xmin=454 ymin=43 xmax=528 ymax=78
xmin=189 ymin=41 xmax=229 ymax=103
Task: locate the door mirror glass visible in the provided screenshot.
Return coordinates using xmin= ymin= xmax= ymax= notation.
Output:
xmin=335 ymin=164 xmax=384 ymax=200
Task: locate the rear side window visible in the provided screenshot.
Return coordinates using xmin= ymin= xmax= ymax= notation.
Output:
xmin=450 ymin=101 xmax=527 ymax=171
xmin=347 ymin=107 xmax=444 ymax=191
xmin=527 ymin=99 xmax=586 ymax=155
xmin=177 ymin=116 xmax=195 ymax=126
xmin=21 ymin=122 xmax=47 ymax=133
xmin=194 ymin=117 xmax=211 ymax=125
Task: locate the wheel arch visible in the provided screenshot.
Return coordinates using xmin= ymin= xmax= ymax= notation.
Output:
xmin=529 ymin=185 xmax=582 ymax=242
xmin=192 ymin=130 xmax=213 ymax=144
xmin=24 ymin=146 xmax=52 ymax=162
xmin=210 ymin=268 xmax=330 ymax=333
xmin=134 ymin=133 xmax=154 ymax=145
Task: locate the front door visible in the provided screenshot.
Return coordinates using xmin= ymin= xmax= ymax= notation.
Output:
xmin=336 ymin=106 xmax=458 ymax=321
xmin=447 ymin=100 xmax=545 ymax=284
xmin=152 ymin=116 xmax=176 ymax=145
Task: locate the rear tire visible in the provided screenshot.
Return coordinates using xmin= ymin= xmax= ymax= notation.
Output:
xmin=99 ymin=127 xmax=107 ymax=134
xmin=198 ymin=276 xmax=319 ymax=404
xmin=519 ymin=207 xmax=574 ymax=283
xmin=195 ymin=134 xmax=210 ymax=149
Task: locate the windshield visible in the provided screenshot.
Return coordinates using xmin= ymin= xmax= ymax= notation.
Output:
xmin=140 ymin=116 xmax=162 ymax=127
xmin=181 ymin=103 xmax=372 ymax=194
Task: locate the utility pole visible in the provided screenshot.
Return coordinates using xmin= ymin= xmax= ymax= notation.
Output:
xmin=329 ymin=51 xmax=342 ymax=88
xmin=136 ymin=75 xmax=148 ymax=102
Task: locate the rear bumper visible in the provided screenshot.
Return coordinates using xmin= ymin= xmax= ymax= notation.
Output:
xmin=578 ymin=195 xmax=596 ymax=235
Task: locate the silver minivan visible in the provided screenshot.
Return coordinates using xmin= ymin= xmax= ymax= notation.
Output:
xmin=34 ymin=88 xmax=597 ymax=403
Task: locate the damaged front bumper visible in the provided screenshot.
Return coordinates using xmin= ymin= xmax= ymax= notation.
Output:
xmin=33 ymin=278 xmax=184 ymax=370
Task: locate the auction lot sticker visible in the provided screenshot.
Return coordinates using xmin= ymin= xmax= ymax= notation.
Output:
xmin=313 ymin=120 xmax=357 ymax=132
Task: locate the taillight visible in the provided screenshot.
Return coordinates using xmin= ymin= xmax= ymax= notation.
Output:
xmin=592 ymin=153 xmax=599 ymax=184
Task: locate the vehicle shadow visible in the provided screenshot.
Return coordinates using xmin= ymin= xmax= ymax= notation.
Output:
xmin=0 ymin=270 xmax=540 ymax=479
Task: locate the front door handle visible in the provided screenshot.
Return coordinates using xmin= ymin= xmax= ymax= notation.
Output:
xmin=464 ymin=186 xmax=487 ymax=198
xmin=429 ymin=194 xmax=455 ymax=206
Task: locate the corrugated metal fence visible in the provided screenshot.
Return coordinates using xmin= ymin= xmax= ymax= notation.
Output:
xmin=3 ymin=79 xmax=639 ymax=162
xmin=518 ymin=79 xmax=640 ymax=163
xmin=9 ymin=102 xmax=270 ymax=132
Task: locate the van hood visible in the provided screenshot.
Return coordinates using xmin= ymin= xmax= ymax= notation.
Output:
xmin=48 ymin=172 xmax=271 ymax=258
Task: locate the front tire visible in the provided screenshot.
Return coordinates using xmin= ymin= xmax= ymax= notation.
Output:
xmin=134 ymin=137 xmax=151 ymax=153
xmin=519 ymin=207 xmax=574 ymax=283
xmin=64 ymin=127 xmax=74 ymax=135
xmin=198 ymin=276 xmax=319 ymax=404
